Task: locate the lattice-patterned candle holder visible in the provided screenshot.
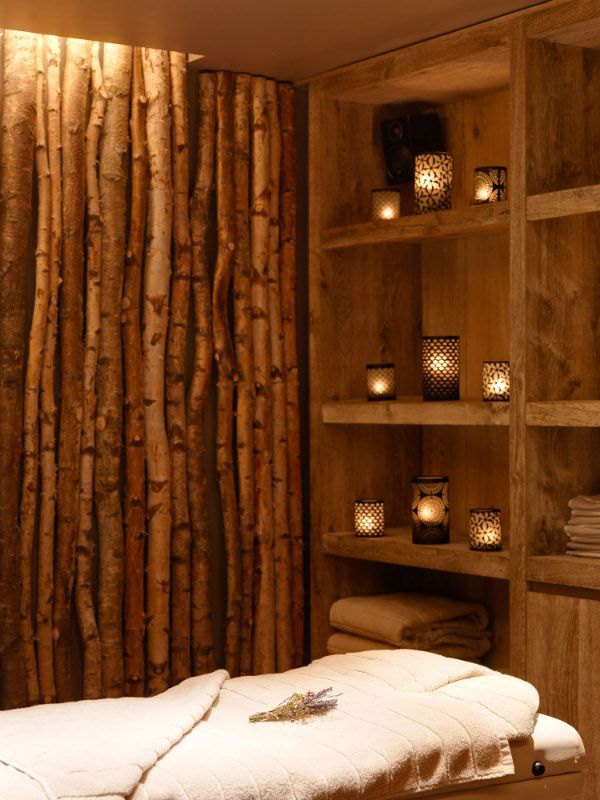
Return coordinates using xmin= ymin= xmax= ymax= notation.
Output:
xmin=474 ymin=166 xmax=507 ymax=204
xmin=366 ymin=363 xmax=396 ymax=401
xmin=482 ymin=361 xmax=510 ymax=401
xmin=412 ymin=476 xmax=449 ymax=544
xmin=414 ymin=152 xmax=453 ymax=214
xmin=469 ymin=508 xmax=502 ymax=551
xmin=422 ymin=336 xmax=460 ymax=401
xmin=354 ymin=499 xmax=385 ymax=537
xmin=371 ymin=189 xmax=401 ymax=221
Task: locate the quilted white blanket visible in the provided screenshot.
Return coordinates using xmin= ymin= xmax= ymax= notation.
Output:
xmin=0 ymin=650 xmax=539 ymax=800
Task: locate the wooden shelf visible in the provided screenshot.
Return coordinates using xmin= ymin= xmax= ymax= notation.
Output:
xmin=526 ymin=400 xmax=600 ymax=427
xmin=323 ymin=528 xmax=509 ymax=580
xmin=527 ymin=183 xmax=600 ymax=221
xmin=322 ymin=398 xmax=509 ymax=426
xmin=527 ymin=554 xmax=600 ymax=592
xmin=321 ymin=202 xmax=509 ymax=251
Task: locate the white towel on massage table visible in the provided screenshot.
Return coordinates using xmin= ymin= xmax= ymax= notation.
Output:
xmin=0 ymin=650 xmax=539 ymax=800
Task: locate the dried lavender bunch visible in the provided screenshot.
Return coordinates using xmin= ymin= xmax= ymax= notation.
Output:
xmin=249 ymin=687 xmax=341 ymax=723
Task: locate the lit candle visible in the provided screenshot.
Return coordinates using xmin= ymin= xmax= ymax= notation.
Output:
xmin=473 ymin=166 xmax=507 ymax=204
xmin=469 ymin=508 xmax=502 ymax=551
xmin=482 ymin=361 xmax=510 ymax=401
xmin=414 ymin=152 xmax=453 ymax=214
xmin=422 ymin=336 xmax=460 ymax=401
xmin=411 ymin=477 xmax=449 ymax=544
xmin=354 ymin=499 xmax=385 ymax=537
xmin=371 ymin=189 xmax=401 ymax=221
xmin=366 ymin=363 xmax=396 ymax=401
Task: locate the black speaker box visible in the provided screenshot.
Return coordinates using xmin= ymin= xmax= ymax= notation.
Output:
xmin=381 ymin=113 xmax=444 ymax=184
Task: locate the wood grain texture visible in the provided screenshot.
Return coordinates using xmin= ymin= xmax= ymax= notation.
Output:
xmin=528 ymin=556 xmax=600 ymax=591
xmin=526 ymin=400 xmax=600 ymax=426
xmin=527 ymin=183 xmax=600 ymax=220
xmin=323 ymin=399 xmax=509 ymax=426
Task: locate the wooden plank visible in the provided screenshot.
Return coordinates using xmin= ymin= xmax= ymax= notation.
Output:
xmin=528 ymin=555 xmax=600 ymax=591
xmin=527 ymin=183 xmax=600 ymax=220
xmin=322 ymin=398 xmax=509 ymax=426
xmin=526 ymin=400 xmax=600 ymax=426
xmin=321 ymin=202 xmax=509 ymax=250
xmin=323 ymin=529 xmax=510 ymax=580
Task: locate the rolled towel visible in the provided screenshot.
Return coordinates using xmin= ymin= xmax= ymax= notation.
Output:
xmin=569 ymin=495 xmax=600 ymax=512
xmin=329 ymin=592 xmax=489 ymax=648
xmin=326 ymin=631 xmax=491 ymax=660
xmin=565 ymin=524 xmax=600 ymax=537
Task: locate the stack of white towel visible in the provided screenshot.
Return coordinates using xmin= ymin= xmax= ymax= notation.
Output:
xmin=565 ymin=494 xmax=600 ymax=557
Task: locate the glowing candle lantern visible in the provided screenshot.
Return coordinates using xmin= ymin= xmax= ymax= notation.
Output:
xmin=412 ymin=476 xmax=449 ymax=544
xmin=366 ymin=363 xmax=396 ymax=401
xmin=354 ymin=499 xmax=385 ymax=537
xmin=422 ymin=336 xmax=460 ymax=401
xmin=414 ymin=152 xmax=453 ymax=214
xmin=469 ymin=508 xmax=502 ymax=551
xmin=474 ymin=166 xmax=507 ymax=204
xmin=482 ymin=361 xmax=510 ymax=401
xmin=371 ymin=189 xmax=401 ymax=221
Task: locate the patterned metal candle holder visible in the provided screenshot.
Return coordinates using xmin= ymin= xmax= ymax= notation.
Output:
xmin=366 ymin=363 xmax=396 ymax=401
xmin=414 ymin=152 xmax=453 ymax=214
xmin=422 ymin=336 xmax=460 ymax=401
xmin=474 ymin=166 xmax=507 ymax=204
xmin=412 ymin=476 xmax=449 ymax=544
xmin=354 ymin=499 xmax=385 ymax=537
xmin=469 ymin=508 xmax=502 ymax=551
xmin=482 ymin=361 xmax=510 ymax=401
xmin=371 ymin=189 xmax=401 ymax=221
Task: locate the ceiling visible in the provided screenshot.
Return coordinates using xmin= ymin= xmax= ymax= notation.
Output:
xmin=0 ymin=0 xmax=546 ymax=81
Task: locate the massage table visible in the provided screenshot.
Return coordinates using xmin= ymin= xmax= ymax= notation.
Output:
xmin=0 ymin=650 xmax=584 ymax=800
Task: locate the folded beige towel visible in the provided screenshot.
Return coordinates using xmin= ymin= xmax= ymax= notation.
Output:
xmin=568 ymin=535 xmax=600 ymax=544
xmin=565 ymin=524 xmax=600 ymax=537
xmin=567 ymin=550 xmax=600 ymax=558
xmin=569 ymin=494 xmax=600 ymax=511
xmin=330 ymin=592 xmax=489 ymax=647
xmin=327 ymin=631 xmax=491 ymax=660
xmin=567 ymin=515 xmax=600 ymax=526
xmin=567 ymin=541 xmax=600 ymax=551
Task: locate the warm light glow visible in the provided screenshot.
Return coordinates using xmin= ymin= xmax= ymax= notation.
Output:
xmin=416 ymin=496 xmax=445 ymax=525
xmin=422 ymin=337 xmax=460 ymax=401
xmin=475 ymin=184 xmax=492 ymax=201
xmin=371 ymin=190 xmax=401 ymax=221
xmin=411 ymin=476 xmax=450 ymax=544
xmin=372 ymin=380 xmax=386 ymax=394
xmin=414 ymin=153 xmax=453 ymax=214
xmin=354 ymin=499 xmax=385 ymax=537
xmin=366 ymin=363 xmax=396 ymax=401
xmin=381 ymin=206 xmax=394 ymax=219
xmin=469 ymin=508 xmax=502 ymax=551
xmin=473 ymin=167 xmax=507 ymax=205
xmin=482 ymin=361 xmax=510 ymax=402
xmin=429 ymin=354 xmax=449 ymax=374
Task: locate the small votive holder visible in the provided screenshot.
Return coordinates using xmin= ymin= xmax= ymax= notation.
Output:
xmin=414 ymin=152 xmax=453 ymax=214
xmin=371 ymin=189 xmax=401 ymax=221
xmin=482 ymin=361 xmax=510 ymax=401
xmin=469 ymin=508 xmax=502 ymax=551
xmin=422 ymin=336 xmax=460 ymax=401
xmin=412 ymin=476 xmax=449 ymax=544
xmin=474 ymin=166 xmax=507 ymax=204
xmin=354 ymin=499 xmax=385 ymax=537
xmin=366 ymin=363 xmax=396 ymax=401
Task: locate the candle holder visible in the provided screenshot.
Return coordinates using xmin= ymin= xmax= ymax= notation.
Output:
xmin=474 ymin=166 xmax=507 ymax=204
xmin=422 ymin=336 xmax=460 ymax=401
xmin=412 ymin=476 xmax=449 ymax=544
xmin=371 ymin=189 xmax=401 ymax=221
xmin=482 ymin=361 xmax=510 ymax=401
xmin=469 ymin=508 xmax=502 ymax=551
xmin=414 ymin=152 xmax=453 ymax=214
xmin=354 ymin=499 xmax=385 ymax=537
xmin=366 ymin=363 xmax=396 ymax=401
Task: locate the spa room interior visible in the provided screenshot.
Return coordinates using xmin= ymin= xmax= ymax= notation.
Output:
xmin=0 ymin=0 xmax=598 ymax=797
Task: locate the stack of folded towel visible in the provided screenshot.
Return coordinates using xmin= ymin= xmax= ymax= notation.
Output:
xmin=327 ymin=592 xmax=492 ymax=661
xmin=565 ymin=494 xmax=600 ymax=557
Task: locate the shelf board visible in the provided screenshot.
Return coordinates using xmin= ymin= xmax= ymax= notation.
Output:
xmin=527 ymin=554 xmax=600 ymax=592
xmin=321 ymin=202 xmax=509 ymax=251
xmin=323 ymin=528 xmax=509 ymax=580
xmin=527 ymin=183 xmax=600 ymax=221
xmin=526 ymin=400 xmax=600 ymax=427
xmin=322 ymin=397 xmax=509 ymax=426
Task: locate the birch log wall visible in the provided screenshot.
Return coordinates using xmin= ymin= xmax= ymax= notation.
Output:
xmin=0 ymin=30 xmax=304 ymax=709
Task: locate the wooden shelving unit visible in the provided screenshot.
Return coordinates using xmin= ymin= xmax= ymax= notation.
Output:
xmin=525 ymin=400 xmax=600 ymax=427
xmin=527 ymin=183 xmax=600 ymax=221
xmin=527 ymin=554 xmax=600 ymax=592
xmin=322 ymin=398 xmax=509 ymax=426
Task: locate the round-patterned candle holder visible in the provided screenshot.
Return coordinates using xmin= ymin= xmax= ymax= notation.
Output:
xmin=371 ymin=189 xmax=401 ymax=221
xmin=482 ymin=361 xmax=510 ymax=401
xmin=414 ymin=152 xmax=453 ymax=214
xmin=366 ymin=363 xmax=396 ymax=401
xmin=474 ymin=166 xmax=507 ymax=204
xmin=422 ymin=336 xmax=460 ymax=401
xmin=469 ymin=508 xmax=502 ymax=551
xmin=354 ymin=499 xmax=385 ymax=537
xmin=411 ymin=476 xmax=450 ymax=544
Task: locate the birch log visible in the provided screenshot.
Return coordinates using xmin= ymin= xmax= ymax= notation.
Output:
xmin=279 ymin=84 xmax=304 ymax=665
xmin=76 ymin=41 xmax=105 ymax=700
xmin=214 ymin=71 xmax=241 ymax=676
xmin=168 ymin=51 xmax=193 ymax=685
xmin=233 ymin=74 xmax=255 ymax=676
xmin=250 ymin=77 xmax=275 ymax=675
xmin=55 ymin=38 xmax=91 ymax=700
xmin=266 ymin=81 xmax=293 ymax=672
xmin=142 ymin=48 xmax=172 ymax=694
xmin=123 ymin=47 xmax=147 ymax=697
xmin=38 ymin=35 xmax=61 ymax=704
xmin=0 ymin=30 xmax=36 ymax=710
xmin=188 ymin=73 xmax=216 ymax=675
xmin=19 ymin=36 xmax=49 ymax=706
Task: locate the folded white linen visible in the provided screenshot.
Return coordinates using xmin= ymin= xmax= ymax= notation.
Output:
xmin=326 ymin=631 xmax=491 ymax=660
xmin=569 ymin=495 xmax=600 ymax=511
xmin=565 ymin=525 xmax=600 ymax=536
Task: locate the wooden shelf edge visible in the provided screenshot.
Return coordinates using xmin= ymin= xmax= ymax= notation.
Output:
xmin=323 ymin=529 xmax=510 ymax=580
xmin=525 ymin=400 xmax=600 ymax=427
xmin=322 ymin=398 xmax=510 ymax=426
xmin=321 ymin=202 xmax=509 ymax=251
xmin=527 ymin=183 xmax=600 ymax=222
xmin=527 ymin=554 xmax=600 ymax=592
